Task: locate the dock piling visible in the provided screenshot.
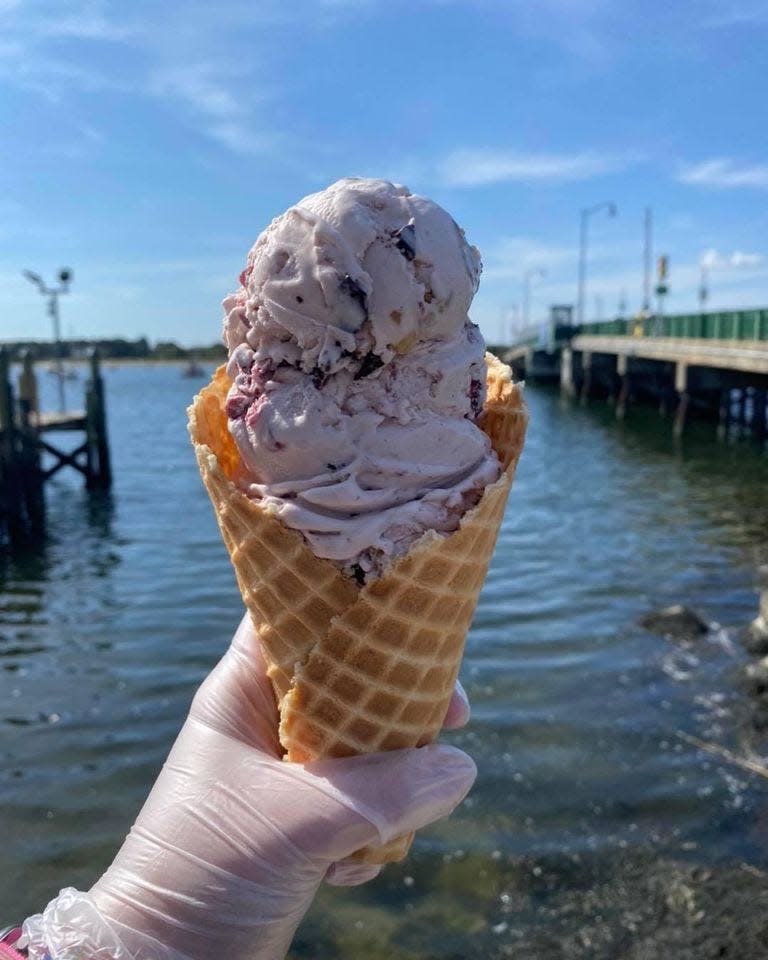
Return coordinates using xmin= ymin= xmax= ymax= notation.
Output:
xmin=672 ymin=362 xmax=689 ymax=439
xmin=560 ymin=346 xmax=576 ymax=398
xmin=717 ymin=388 xmax=729 ymax=440
xmin=755 ymin=389 xmax=767 ymax=446
xmin=1 ymin=349 xmax=112 ymax=546
xmin=17 ymin=352 xmax=44 ymax=535
xmin=0 ymin=347 xmax=29 ymax=543
xmin=580 ymin=351 xmax=593 ymax=404
xmin=85 ymin=349 xmax=112 ymax=490
xmin=615 ymin=354 xmax=629 ymax=420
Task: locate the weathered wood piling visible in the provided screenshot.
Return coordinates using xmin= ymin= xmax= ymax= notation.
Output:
xmin=0 ymin=347 xmax=112 ymax=547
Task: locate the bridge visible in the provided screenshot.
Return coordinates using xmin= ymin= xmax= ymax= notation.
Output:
xmin=504 ymin=307 xmax=768 ymax=440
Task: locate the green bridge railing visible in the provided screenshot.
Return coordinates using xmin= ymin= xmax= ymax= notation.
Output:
xmin=578 ymin=307 xmax=768 ymax=341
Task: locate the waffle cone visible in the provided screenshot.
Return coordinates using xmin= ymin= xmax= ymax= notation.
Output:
xmin=188 ymin=353 xmax=527 ymax=863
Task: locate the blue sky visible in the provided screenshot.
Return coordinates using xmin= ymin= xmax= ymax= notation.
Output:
xmin=2 ymin=0 xmax=768 ymax=347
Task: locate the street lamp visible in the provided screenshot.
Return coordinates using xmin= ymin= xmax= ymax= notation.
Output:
xmin=577 ymin=202 xmax=617 ymax=328
xmin=507 ymin=303 xmax=520 ymax=344
xmin=23 ymin=267 xmax=73 ymax=413
xmin=522 ymin=267 xmax=546 ymax=332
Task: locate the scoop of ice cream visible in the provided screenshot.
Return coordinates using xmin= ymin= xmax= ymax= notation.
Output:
xmin=223 ymin=177 xmax=500 ymax=580
xmin=223 ymin=177 xmax=481 ymax=378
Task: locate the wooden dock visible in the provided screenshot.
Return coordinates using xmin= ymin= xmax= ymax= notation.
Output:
xmin=0 ymin=348 xmax=112 ymax=546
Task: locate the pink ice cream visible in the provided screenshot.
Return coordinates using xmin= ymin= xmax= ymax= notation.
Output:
xmin=222 ymin=177 xmax=500 ymax=582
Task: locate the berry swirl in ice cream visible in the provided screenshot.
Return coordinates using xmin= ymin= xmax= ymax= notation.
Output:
xmin=222 ymin=177 xmax=501 ymax=582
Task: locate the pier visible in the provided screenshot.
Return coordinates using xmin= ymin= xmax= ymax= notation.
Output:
xmin=0 ymin=348 xmax=112 ymax=546
xmin=506 ymin=307 xmax=768 ymax=443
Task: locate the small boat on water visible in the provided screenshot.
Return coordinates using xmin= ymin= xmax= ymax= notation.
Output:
xmin=182 ymin=360 xmax=206 ymax=378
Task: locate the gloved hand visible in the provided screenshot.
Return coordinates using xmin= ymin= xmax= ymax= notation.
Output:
xmin=82 ymin=614 xmax=476 ymax=960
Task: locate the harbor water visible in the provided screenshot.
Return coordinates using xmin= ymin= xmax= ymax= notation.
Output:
xmin=2 ymin=363 xmax=768 ymax=957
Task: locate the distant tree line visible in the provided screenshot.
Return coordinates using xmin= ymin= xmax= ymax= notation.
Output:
xmin=0 ymin=338 xmax=227 ymax=362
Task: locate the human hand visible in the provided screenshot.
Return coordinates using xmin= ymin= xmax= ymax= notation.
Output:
xmin=85 ymin=614 xmax=476 ymax=960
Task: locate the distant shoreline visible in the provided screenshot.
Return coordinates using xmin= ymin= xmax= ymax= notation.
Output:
xmin=10 ymin=357 xmax=222 ymax=368
xmin=0 ymin=338 xmax=226 ymax=365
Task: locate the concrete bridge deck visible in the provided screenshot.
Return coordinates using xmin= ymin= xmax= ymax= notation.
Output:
xmin=504 ymin=333 xmax=768 ymax=441
xmin=572 ymin=335 xmax=768 ymax=376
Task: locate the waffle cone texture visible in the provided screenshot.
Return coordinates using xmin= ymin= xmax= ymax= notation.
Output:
xmin=188 ymin=353 xmax=527 ymax=863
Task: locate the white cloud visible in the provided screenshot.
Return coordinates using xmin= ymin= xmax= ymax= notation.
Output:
xmin=0 ymin=51 xmax=114 ymax=99
xmin=0 ymin=4 xmax=132 ymax=100
xmin=482 ymin=236 xmax=577 ymax=280
xmin=148 ymin=63 xmax=277 ymax=156
xmin=439 ymin=148 xmax=618 ymax=187
xmin=732 ymin=251 xmax=763 ymax=268
xmin=38 ymin=10 xmax=135 ymax=41
xmin=679 ymin=158 xmax=768 ymax=189
xmin=699 ymin=2 xmax=768 ymax=29
xmin=206 ymin=121 xmax=276 ymax=156
xmin=0 ymin=4 xmax=278 ymax=157
xmin=150 ymin=65 xmax=240 ymax=121
xmin=701 ymin=248 xmax=764 ymax=270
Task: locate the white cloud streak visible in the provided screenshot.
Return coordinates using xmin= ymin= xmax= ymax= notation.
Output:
xmin=679 ymin=158 xmax=768 ymax=189
xmin=699 ymin=2 xmax=768 ymax=29
xmin=439 ymin=148 xmax=619 ymax=187
xmin=148 ymin=63 xmax=277 ymax=156
xmin=1 ymin=3 xmax=278 ymax=157
xmin=37 ymin=9 xmax=136 ymax=41
xmin=700 ymin=248 xmax=764 ymax=270
xmin=482 ymin=236 xmax=577 ymax=281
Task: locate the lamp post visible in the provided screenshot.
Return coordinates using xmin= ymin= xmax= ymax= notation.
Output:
xmin=23 ymin=267 xmax=72 ymax=413
xmin=503 ymin=303 xmax=520 ymax=344
xmin=577 ymin=201 xmax=617 ymax=328
xmin=523 ymin=267 xmax=546 ymax=334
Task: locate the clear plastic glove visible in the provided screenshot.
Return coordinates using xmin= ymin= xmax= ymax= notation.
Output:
xmin=83 ymin=614 xmax=476 ymax=960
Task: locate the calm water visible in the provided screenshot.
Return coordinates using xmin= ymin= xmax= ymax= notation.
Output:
xmin=2 ymin=364 xmax=768 ymax=956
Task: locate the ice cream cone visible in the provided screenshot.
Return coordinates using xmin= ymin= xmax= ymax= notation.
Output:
xmin=188 ymin=353 xmax=527 ymax=863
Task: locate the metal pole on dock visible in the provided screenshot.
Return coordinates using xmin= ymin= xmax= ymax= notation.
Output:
xmin=22 ymin=267 xmax=72 ymax=414
xmin=49 ymin=289 xmax=66 ymax=413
